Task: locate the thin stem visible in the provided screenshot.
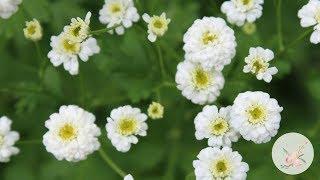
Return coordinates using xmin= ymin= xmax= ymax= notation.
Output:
xmin=276 ymin=0 xmax=284 ymax=51
xmin=98 ymin=148 xmax=126 ymax=177
xmin=90 ymin=24 xmax=121 ymax=35
xmin=156 ymin=44 xmax=166 ymax=80
xmin=78 ymin=73 xmax=86 ymax=108
xmin=35 ymin=41 xmax=47 ymax=85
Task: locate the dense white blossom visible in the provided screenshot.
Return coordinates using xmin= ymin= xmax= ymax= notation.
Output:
xmin=43 ymin=105 xmax=101 ymax=162
xmin=175 ymin=60 xmax=224 ymax=105
xmin=230 ymin=91 xmax=283 ymax=144
xmin=183 ymin=17 xmax=236 ymax=71
xmin=194 ymin=106 xmax=240 ymax=148
xmin=0 ymin=0 xmax=22 ymax=19
xmin=221 ymin=0 xmax=264 ymax=26
xmin=193 ymin=147 xmax=249 ymax=180
xmin=106 ymin=105 xmax=148 ymax=152
xmin=124 ymin=174 xmax=134 ymax=180
xmin=99 ymin=0 xmax=140 ymax=35
xmin=0 ymin=116 xmax=19 ymax=163
xmin=142 ymin=13 xmax=171 ymax=42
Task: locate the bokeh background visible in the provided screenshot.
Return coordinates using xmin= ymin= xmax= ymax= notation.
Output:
xmin=0 ymin=0 xmax=319 ymax=179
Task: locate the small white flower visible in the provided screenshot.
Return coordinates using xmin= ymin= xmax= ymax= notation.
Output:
xmin=99 ymin=0 xmax=140 ymax=35
xmin=23 ymin=19 xmax=43 ymax=41
xmin=43 ymin=105 xmax=101 ymax=162
xmin=183 ymin=17 xmax=236 ymax=71
xmin=142 ymin=13 xmax=171 ymax=42
xmin=193 ymin=146 xmax=249 ymax=180
xmin=63 ymin=12 xmax=91 ymax=42
xmin=243 ymin=47 xmax=278 ymax=83
xmin=175 ymin=60 xmax=225 ymax=105
xmin=106 ymin=105 xmax=148 ymax=152
xmin=0 ymin=116 xmax=19 ymax=163
xmin=0 ymin=0 xmax=22 ymax=19
xmin=124 ymin=174 xmax=134 ymax=180
xmin=230 ymin=91 xmax=283 ymax=144
xmin=194 ymin=106 xmax=240 ymax=148
xmin=221 ymin=0 xmax=264 ymax=26
xmin=147 ymin=102 xmax=164 ymax=119
xmin=298 ymin=0 xmax=320 ymax=44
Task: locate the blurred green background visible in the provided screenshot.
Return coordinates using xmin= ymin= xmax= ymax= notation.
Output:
xmin=0 ymin=0 xmax=319 ymax=179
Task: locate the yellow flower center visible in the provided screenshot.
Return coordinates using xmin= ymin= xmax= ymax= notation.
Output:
xmin=247 ymin=104 xmax=267 ymax=124
xmin=71 ymin=25 xmax=82 ymax=37
xmin=211 ymin=158 xmax=232 ymax=178
xmin=237 ymin=0 xmax=254 ymax=9
xmin=153 ymin=19 xmax=164 ymax=29
xmin=27 ymin=25 xmax=36 ymax=35
xmin=0 ymin=135 xmax=4 ymax=146
xmin=251 ymin=58 xmax=268 ymax=74
xmin=109 ymin=3 xmax=122 ymax=14
xmin=117 ymin=118 xmax=138 ymax=136
xmin=192 ymin=67 xmax=212 ymax=90
xmin=210 ymin=118 xmax=229 ymax=136
xmin=315 ymin=8 xmax=320 ymax=23
xmin=202 ymin=31 xmax=218 ymax=45
xmin=58 ymin=123 xmax=77 ymax=141
xmin=61 ymin=36 xmax=80 ymax=54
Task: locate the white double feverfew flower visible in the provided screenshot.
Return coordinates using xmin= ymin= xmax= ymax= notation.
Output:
xmin=194 ymin=106 xmax=240 ymax=148
xmin=142 ymin=13 xmax=171 ymax=42
xmin=106 ymin=105 xmax=148 ymax=152
xmin=0 ymin=0 xmax=22 ymax=19
xmin=230 ymin=91 xmax=283 ymax=144
xmin=298 ymin=0 xmax=320 ymax=44
xmin=183 ymin=17 xmax=236 ymax=71
xmin=221 ymin=0 xmax=264 ymax=26
xmin=99 ymin=0 xmax=140 ymax=35
xmin=243 ymin=47 xmax=278 ymax=83
xmin=175 ymin=60 xmax=224 ymax=105
xmin=43 ymin=105 xmax=101 ymax=162
xmin=124 ymin=174 xmax=134 ymax=180
xmin=48 ymin=12 xmax=100 ymax=75
xmin=0 ymin=116 xmax=19 ymax=163
xmin=193 ymin=147 xmax=249 ymax=180
xmin=23 ymin=19 xmax=43 ymax=41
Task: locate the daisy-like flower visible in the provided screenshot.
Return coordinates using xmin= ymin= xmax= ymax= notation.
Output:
xmin=175 ymin=60 xmax=225 ymax=105
xmin=0 ymin=116 xmax=20 ymax=163
xmin=43 ymin=105 xmax=101 ymax=162
xmin=106 ymin=105 xmax=148 ymax=152
xmin=183 ymin=17 xmax=236 ymax=71
xmin=99 ymin=0 xmax=140 ymax=35
xmin=142 ymin=13 xmax=171 ymax=42
xmin=194 ymin=105 xmax=240 ymax=148
xmin=243 ymin=47 xmax=278 ymax=83
xmin=23 ymin=19 xmax=43 ymax=41
xmin=124 ymin=174 xmax=134 ymax=180
xmin=193 ymin=147 xmax=249 ymax=180
xmin=298 ymin=0 xmax=320 ymax=44
xmin=221 ymin=0 xmax=264 ymax=26
xmin=48 ymin=12 xmax=100 ymax=75
xmin=230 ymin=91 xmax=283 ymax=144
xmin=147 ymin=102 xmax=164 ymax=119
xmin=0 ymin=0 xmax=22 ymax=19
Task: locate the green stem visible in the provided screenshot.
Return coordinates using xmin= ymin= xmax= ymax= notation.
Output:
xmin=90 ymin=24 xmax=121 ymax=35
xmin=276 ymin=0 xmax=284 ymax=52
xmin=35 ymin=41 xmax=47 ymax=85
xmin=156 ymin=44 xmax=166 ymax=80
xmin=185 ymin=172 xmax=194 ymax=180
xmin=98 ymin=149 xmax=126 ymax=177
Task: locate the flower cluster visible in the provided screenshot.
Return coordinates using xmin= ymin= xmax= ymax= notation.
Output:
xmin=0 ymin=116 xmax=20 ymax=163
xmin=48 ymin=12 xmax=100 ymax=75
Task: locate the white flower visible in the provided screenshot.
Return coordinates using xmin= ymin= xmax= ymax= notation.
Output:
xmin=194 ymin=106 xmax=240 ymax=148
xmin=63 ymin=12 xmax=91 ymax=42
xmin=230 ymin=91 xmax=283 ymax=144
xmin=23 ymin=19 xmax=43 ymax=41
xmin=106 ymin=105 xmax=148 ymax=152
xmin=193 ymin=147 xmax=249 ymax=180
xmin=43 ymin=105 xmax=101 ymax=162
xmin=183 ymin=17 xmax=236 ymax=71
xmin=243 ymin=47 xmax=278 ymax=83
xmin=0 ymin=116 xmax=19 ymax=163
xmin=124 ymin=174 xmax=134 ymax=180
xmin=0 ymin=0 xmax=22 ymax=19
xmin=142 ymin=13 xmax=171 ymax=42
xmin=147 ymin=102 xmax=164 ymax=119
xmin=175 ymin=60 xmax=225 ymax=105
xmin=48 ymin=33 xmax=100 ymax=75
xmin=298 ymin=0 xmax=320 ymax=44
xmin=221 ymin=0 xmax=264 ymax=26
xmin=99 ymin=0 xmax=140 ymax=35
